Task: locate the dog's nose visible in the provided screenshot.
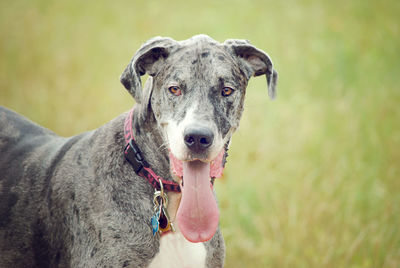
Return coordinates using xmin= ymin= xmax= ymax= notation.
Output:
xmin=184 ymin=126 xmax=214 ymax=153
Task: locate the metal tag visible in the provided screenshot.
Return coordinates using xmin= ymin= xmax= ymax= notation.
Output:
xmin=150 ymin=179 xmax=175 ymax=235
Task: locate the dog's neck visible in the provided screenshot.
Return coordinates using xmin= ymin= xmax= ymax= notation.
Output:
xmin=130 ymin=105 xmax=172 ymax=181
xmin=129 ymin=105 xmax=182 ymax=226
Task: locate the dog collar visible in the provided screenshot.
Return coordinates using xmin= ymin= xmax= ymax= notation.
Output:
xmin=124 ymin=108 xmax=181 ymax=192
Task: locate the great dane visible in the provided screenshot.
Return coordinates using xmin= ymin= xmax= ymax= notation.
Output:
xmin=0 ymin=35 xmax=277 ymax=267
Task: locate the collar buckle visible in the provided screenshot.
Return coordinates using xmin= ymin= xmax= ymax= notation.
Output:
xmin=124 ymin=139 xmax=149 ymax=174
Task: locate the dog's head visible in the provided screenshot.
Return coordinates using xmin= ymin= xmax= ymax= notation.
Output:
xmin=121 ymin=35 xmax=277 ymax=242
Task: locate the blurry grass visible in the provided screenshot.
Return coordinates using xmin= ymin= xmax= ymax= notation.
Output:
xmin=1 ymin=0 xmax=400 ymax=267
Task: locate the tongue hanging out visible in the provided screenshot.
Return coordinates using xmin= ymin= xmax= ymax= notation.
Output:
xmin=176 ymin=160 xmax=219 ymax=242
xmin=169 ymin=150 xmax=224 ymax=243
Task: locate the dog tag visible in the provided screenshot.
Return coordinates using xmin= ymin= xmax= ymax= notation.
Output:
xmin=151 ymin=210 xmax=160 ymax=235
xmin=150 ymin=180 xmax=175 ymax=235
xmin=151 ymin=192 xmax=164 ymax=236
xmin=158 ymin=206 xmax=175 ymax=233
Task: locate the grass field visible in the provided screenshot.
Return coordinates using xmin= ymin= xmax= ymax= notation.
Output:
xmin=1 ymin=0 xmax=399 ymax=267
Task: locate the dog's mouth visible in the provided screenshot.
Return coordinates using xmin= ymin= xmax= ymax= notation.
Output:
xmin=169 ymin=150 xmax=225 ymax=243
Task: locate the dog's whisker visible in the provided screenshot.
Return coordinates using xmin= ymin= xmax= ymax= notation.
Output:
xmin=158 ymin=141 xmax=169 ymax=152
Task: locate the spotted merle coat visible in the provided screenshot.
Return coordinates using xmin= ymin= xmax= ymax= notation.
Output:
xmin=0 ymin=35 xmax=277 ymax=267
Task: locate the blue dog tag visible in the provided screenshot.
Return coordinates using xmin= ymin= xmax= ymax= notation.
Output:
xmin=151 ymin=211 xmax=160 ymax=235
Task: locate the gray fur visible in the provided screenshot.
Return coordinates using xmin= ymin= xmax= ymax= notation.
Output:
xmin=0 ymin=35 xmax=277 ymax=267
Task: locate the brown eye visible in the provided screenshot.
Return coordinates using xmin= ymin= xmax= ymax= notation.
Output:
xmin=221 ymin=87 xmax=234 ymax=97
xmin=168 ymin=86 xmax=182 ymax=96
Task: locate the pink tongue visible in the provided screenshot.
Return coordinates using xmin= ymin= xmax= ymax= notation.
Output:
xmin=176 ymin=160 xmax=220 ymax=243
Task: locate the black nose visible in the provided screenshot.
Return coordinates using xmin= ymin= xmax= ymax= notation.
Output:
xmin=184 ymin=126 xmax=214 ymax=153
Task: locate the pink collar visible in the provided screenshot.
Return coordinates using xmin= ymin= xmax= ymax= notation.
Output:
xmin=124 ymin=108 xmax=181 ymax=192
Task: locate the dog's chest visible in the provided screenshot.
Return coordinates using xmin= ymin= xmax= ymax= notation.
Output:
xmin=148 ymin=232 xmax=206 ymax=268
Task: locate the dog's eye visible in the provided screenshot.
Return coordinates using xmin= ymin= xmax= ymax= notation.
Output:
xmin=221 ymin=87 xmax=234 ymax=97
xmin=168 ymin=86 xmax=182 ymax=96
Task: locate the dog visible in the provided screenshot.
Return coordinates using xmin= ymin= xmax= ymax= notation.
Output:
xmin=0 ymin=35 xmax=277 ymax=267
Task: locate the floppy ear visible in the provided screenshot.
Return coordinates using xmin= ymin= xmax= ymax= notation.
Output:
xmin=120 ymin=37 xmax=177 ymax=103
xmin=224 ymin=39 xmax=278 ymax=99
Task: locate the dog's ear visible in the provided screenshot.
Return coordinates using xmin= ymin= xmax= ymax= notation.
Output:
xmin=120 ymin=37 xmax=177 ymax=103
xmin=224 ymin=39 xmax=278 ymax=99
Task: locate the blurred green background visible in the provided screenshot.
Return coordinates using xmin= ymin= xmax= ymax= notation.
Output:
xmin=1 ymin=0 xmax=399 ymax=267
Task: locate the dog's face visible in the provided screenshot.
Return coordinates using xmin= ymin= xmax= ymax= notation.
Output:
xmin=121 ymin=35 xmax=277 ymax=164
xmin=150 ymin=42 xmax=248 ymax=163
xmin=120 ymin=35 xmax=277 ymax=242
